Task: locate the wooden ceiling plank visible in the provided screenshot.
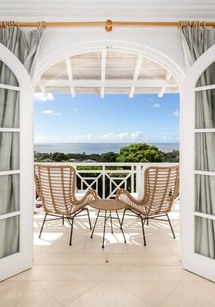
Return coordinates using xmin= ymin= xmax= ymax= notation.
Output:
xmin=129 ymin=55 xmax=142 ymax=97
xmin=39 ymin=85 xmax=47 ymax=97
xmin=158 ymin=71 xmax=172 ymax=97
xmin=100 ymin=50 xmax=107 ymax=98
xmin=38 ymin=78 xmax=178 ymax=88
xmin=65 ymin=57 xmax=76 ymax=97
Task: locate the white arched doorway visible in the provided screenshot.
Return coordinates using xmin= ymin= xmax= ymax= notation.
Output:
xmin=33 ymin=39 xmax=186 ymax=266
xmin=33 ymin=41 xmax=184 ymax=226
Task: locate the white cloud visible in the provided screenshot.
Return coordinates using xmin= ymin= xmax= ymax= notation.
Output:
xmin=42 ymin=109 xmax=61 ymax=116
xmin=34 ymin=131 xmax=146 ymax=144
xmin=34 ymin=93 xmax=54 ymax=102
xmin=42 ymin=109 xmax=53 ymax=114
xmin=152 ymin=103 xmax=161 ymax=108
xmin=98 ymin=131 xmax=145 ymax=142
xmin=70 ymin=107 xmax=78 ymax=112
xmin=173 ymin=109 xmax=179 ymax=117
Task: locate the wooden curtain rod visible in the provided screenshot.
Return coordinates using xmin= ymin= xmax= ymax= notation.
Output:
xmin=0 ymin=20 xmax=214 ymax=31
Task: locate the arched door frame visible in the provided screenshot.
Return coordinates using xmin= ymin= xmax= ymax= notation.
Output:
xmin=181 ymin=43 xmax=215 ymax=281
xmin=33 ymin=40 xmax=185 ymax=90
xmin=0 ymin=43 xmax=34 ymax=281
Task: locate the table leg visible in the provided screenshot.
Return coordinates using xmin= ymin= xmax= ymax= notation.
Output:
xmin=91 ymin=209 xmax=100 ymax=238
xmin=116 ymin=210 xmax=126 ymax=243
xmin=102 ymin=210 xmax=107 ymax=248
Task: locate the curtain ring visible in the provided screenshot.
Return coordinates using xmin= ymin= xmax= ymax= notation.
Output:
xmin=2 ymin=21 xmax=7 ymax=28
xmin=196 ymin=21 xmax=201 ymax=27
xmin=37 ymin=21 xmax=46 ymax=29
xmin=179 ymin=21 xmax=186 ymax=28
xmin=42 ymin=21 xmax=46 ymax=28
xmin=9 ymin=21 xmax=15 ymax=27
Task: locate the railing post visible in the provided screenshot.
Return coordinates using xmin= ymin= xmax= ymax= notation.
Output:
xmin=131 ymin=165 xmax=134 ymax=193
xmin=136 ymin=164 xmax=142 ymax=195
xmin=102 ymin=164 xmax=105 ymax=199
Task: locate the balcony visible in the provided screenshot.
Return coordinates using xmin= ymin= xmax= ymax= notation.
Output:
xmin=2 ymin=162 xmax=215 ymax=306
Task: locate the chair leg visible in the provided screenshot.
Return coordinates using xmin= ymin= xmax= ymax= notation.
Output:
xmin=91 ymin=209 xmax=100 ymax=238
xmin=110 ymin=210 xmax=113 ymax=233
xmin=39 ymin=213 xmax=48 ymax=238
xmin=140 ymin=217 xmax=147 ymax=246
xmin=116 ymin=210 xmax=126 ymax=243
xmin=166 ymin=213 xmax=176 ymax=239
xmin=68 ymin=208 xmax=91 ymax=246
xmin=121 ymin=208 xmax=127 ymax=228
xmin=68 ymin=217 xmax=74 ymax=246
xmin=85 ymin=207 xmax=92 ymax=230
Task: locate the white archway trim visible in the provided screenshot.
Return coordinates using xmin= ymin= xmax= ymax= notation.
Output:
xmin=33 ymin=40 xmax=185 ymax=90
xmin=0 ymin=43 xmax=32 ymax=89
xmin=182 ymin=43 xmax=215 ymax=88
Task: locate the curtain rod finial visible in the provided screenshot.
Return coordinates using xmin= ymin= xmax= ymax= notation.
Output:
xmin=105 ymin=19 xmax=112 ymax=32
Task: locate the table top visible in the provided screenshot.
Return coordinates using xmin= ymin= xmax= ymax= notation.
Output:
xmin=90 ymin=199 xmax=126 ymax=211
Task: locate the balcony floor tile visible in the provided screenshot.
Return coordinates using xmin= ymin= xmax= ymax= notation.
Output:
xmin=2 ymin=208 xmax=215 ymax=307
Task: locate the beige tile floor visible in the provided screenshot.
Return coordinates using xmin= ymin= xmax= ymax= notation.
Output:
xmin=1 ymin=207 xmax=215 ymax=307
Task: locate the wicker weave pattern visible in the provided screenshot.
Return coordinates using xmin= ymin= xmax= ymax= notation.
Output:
xmin=34 ymin=164 xmax=97 ymax=215
xmin=116 ymin=165 xmax=179 ymax=217
xmin=116 ymin=165 xmax=179 ymax=245
xmin=34 ymin=164 xmax=97 ymax=245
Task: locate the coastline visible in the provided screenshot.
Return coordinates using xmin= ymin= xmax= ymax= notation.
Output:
xmin=34 ymin=142 xmax=179 ymax=154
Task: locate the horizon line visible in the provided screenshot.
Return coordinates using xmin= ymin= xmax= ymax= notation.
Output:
xmin=34 ymin=141 xmax=179 ymax=145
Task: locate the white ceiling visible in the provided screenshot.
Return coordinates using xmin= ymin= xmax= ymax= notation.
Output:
xmin=0 ymin=0 xmax=214 ymax=97
xmin=0 ymin=0 xmax=214 ymax=22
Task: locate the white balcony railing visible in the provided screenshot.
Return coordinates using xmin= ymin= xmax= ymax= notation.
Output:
xmin=35 ymin=162 xmax=179 ymax=211
xmin=74 ymin=162 xmax=143 ymax=199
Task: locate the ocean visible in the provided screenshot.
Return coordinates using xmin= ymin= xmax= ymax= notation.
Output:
xmin=34 ymin=142 xmax=179 ymax=154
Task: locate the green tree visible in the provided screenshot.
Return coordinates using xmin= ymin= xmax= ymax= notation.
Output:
xmin=99 ymin=152 xmax=118 ymax=162
xmin=34 ymin=151 xmax=53 ymax=162
xmin=116 ymin=143 xmax=164 ymax=162
xmin=163 ymin=150 xmax=179 ymax=162
xmin=52 ymin=152 xmax=68 ymax=162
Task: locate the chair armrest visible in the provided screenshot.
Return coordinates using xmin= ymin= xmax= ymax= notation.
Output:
xmin=116 ymin=188 xmax=143 ymax=205
xmin=73 ymin=188 xmax=97 ymax=205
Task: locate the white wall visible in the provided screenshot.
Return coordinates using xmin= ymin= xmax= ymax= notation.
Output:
xmin=35 ymin=26 xmax=186 ymax=83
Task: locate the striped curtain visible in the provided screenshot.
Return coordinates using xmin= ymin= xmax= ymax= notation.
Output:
xmin=0 ymin=26 xmax=43 ymax=258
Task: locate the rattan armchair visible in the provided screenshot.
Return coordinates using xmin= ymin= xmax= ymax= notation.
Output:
xmin=34 ymin=164 xmax=97 ymax=245
xmin=116 ymin=165 xmax=179 ymax=245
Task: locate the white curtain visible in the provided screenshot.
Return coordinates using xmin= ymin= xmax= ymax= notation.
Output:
xmin=181 ymin=26 xmax=215 ymax=258
xmin=0 ymin=26 xmax=43 ymax=258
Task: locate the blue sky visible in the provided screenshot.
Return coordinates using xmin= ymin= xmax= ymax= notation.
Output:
xmin=34 ymin=93 xmax=179 ymax=144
